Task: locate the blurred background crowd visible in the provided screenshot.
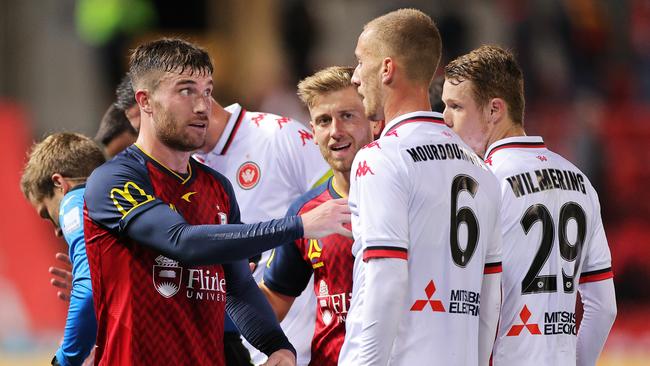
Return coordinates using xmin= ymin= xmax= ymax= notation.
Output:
xmin=0 ymin=0 xmax=648 ymax=364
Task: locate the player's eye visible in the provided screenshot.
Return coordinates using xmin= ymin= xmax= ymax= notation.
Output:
xmin=180 ymin=88 xmax=191 ymax=96
xmin=341 ymin=112 xmax=353 ymax=120
xmin=203 ymin=89 xmax=212 ymax=97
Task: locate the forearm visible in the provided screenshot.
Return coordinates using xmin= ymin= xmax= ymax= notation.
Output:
xmin=577 ymin=279 xmax=617 ymax=366
xmin=125 ymin=204 xmax=304 ymax=265
xmin=225 ymin=261 xmax=296 ymax=357
xmin=358 ymin=258 xmax=408 ymax=365
xmin=56 ymin=278 xmax=96 ymax=366
xmin=478 ymin=273 xmax=501 ymax=366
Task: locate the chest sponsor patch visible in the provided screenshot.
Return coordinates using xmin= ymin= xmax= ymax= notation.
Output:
xmin=237 ymin=161 xmax=261 ymax=190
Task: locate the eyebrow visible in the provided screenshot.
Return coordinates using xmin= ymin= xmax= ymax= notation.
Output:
xmin=175 ymin=79 xmax=214 ymax=87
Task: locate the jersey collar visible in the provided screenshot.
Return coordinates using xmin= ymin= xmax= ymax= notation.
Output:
xmin=212 ymin=103 xmax=246 ymax=155
xmin=484 ymin=136 xmax=546 ymax=161
xmin=381 ymin=111 xmax=445 ymax=138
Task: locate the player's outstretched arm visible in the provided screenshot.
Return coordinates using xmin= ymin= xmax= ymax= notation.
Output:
xmin=358 ymin=257 xmax=409 ymax=365
xmin=576 ymin=279 xmax=617 ymax=366
xmin=224 ymin=260 xmax=296 ymax=363
xmin=478 ymin=272 xmax=501 ymax=365
xmin=300 ymin=198 xmax=351 ymax=238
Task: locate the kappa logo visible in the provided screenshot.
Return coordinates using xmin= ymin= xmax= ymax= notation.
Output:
xmin=410 ymin=280 xmax=445 ymax=312
xmin=152 ymin=255 xmax=183 ymax=298
xmin=507 ymin=305 xmax=541 ymax=336
xmin=298 ymin=129 xmax=314 ymax=146
xmin=536 ymin=155 xmax=548 ymax=162
xmin=442 ymin=131 xmax=452 ymax=138
xmin=386 ymin=129 xmax=399 ymax=138
xmin=237 ymin=161 xmax=261 ymax=190
xmin=251 ymin=113 xmax=266 ymax=127
xmin=276 ymin=116 xmax=290 ymax=129
xmin=363 ymin=141 xmax=381 ymax=150
xmin=485 ymin=156 xmax=493 ymax=166
xmin=355 ymin=160 xmax=375 ymax=178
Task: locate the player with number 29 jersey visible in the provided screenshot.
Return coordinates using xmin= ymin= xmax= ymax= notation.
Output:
xmin=487 ymin=136 xmax=614 ymax=365
xmin=339 ymin=112 xmax=503 ymax=365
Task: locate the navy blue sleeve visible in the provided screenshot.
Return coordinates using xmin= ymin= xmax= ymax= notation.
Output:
xmin=85 ymin=158 xmax=304 ymax=266
xmin=224 ymin=260 xmax=296 ymax=357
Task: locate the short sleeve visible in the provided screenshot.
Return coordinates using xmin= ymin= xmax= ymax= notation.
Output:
xmin=349 ymin=147 xmax=409 ymax=262
xmin=580 ymin=187 xmax=613 ymax=283
xmin=263 ymin=199 xmax=313 ymax=296
xmin=274 ymin=122 xmax=330 ymax=191
xmin=84 ymin=159 xmax=166 ymax=233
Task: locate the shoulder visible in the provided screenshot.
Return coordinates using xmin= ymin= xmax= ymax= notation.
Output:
xmin=286 ymin=181 xmax=329 ymax=216
xmin=245 ymin=110 xmax=315 ymax=146
xmin=87 ymin=147 xmax=148 ymax=186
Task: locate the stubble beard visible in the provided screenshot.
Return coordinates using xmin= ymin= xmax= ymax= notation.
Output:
xmin=154 ymin=107 xmax=205 ymax=152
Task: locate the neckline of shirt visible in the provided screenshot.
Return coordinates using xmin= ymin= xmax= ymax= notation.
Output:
xmin=381 ymin=111 xmax=445 ymax=138
xmin=212 ymin=103 xmax=245 ymax=156
xmin=484 ymin=136 xmax=546 ymax=160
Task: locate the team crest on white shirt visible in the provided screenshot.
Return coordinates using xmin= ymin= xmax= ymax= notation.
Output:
xmin=236 ymin=161 xmax=261 ymax=190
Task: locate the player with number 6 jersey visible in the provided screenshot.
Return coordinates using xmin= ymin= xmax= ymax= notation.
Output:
xmin=443 ymin=45 xmax=616 ymax=366
xmin=339 ymin=9 xmax=503 ymax=366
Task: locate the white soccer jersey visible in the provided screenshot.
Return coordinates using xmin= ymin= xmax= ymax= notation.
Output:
xmin=486 ymin=136 xmax=614 ymax=366
xmin=194 ymin=103 xmax=330 ymax=365
xmin=339 ymin=111 xmax=503 ymax=366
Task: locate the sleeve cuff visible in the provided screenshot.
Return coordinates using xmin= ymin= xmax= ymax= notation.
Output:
xmin=580 ymin=267 xmax=614 ymax=284
xmin=484 ymin=262 xmax=502 ymax=274
xmin=363 ymin=246 xmax=408 ymax=262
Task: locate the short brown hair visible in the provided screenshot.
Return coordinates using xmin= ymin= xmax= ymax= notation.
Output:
xmin=20 ymin=133 xmax=106 ymax=200
xmin=364 ymin=8 xmax=442 ymax=85
xmin=297 ymin=66 xmax=355 ymax=109
xmin=445 ymin=45 xmax=525 ymax=124
xmin=129 ymin=38 xmax=213 ymax=90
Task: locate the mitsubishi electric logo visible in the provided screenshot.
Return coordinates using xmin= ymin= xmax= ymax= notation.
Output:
xmin=152 ymin=255 xmax=183 ymax=298
xmin=507 ymin=305 xmax=541 ymax=336
xmin=410 ymin=280 xmax=445 ymax=312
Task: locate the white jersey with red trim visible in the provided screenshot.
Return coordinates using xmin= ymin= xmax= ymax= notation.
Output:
xmin=486 ymin=136 xmax=614 ymax=366
xmin=194 ymin=103 xmax=329 ymax=365
xmin=339 ymin=111 xmax=502 ymax=366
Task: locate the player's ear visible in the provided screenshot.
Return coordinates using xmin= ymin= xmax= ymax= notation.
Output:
xmin=51 ymin=173 xmax=70 ymax=194
xmin=488 ymin=98 xmax=506 ymax=124
xmin=135 ymin=89 xmax=153 ymax=114
xmin=381 ymin=57 xmax=394 ymax=84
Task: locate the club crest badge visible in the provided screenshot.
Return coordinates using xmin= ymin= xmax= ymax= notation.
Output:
xmin=236 ymin=161 xmax=261 ymax=190
xmin=152 ymin=255 xmax=183 ymax=298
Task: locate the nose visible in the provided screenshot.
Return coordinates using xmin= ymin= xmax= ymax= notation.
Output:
xmin=330 ymin=117 xmax=345 ymax=138
xmin=194 ymin=95 xmax=210 ymax=115
xmin=443 ymin=107 xmax=453 ymax=127
xmin=351 ymin=65 xmax=361 ymax=87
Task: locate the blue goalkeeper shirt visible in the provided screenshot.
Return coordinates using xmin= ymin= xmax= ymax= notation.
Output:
xmin=55 ymin=185 xmax=96 ymax=366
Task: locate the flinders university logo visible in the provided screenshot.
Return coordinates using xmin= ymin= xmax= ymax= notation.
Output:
xmin=153 ymin=255 xmax=183 ymax=298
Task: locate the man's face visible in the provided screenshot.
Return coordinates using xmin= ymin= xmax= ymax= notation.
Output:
xmin=442 ymin=79 xmax=490 ymax=157
xmin=29 ymin=190 xmax=64 ymax=237
xmin=352 ymin=29 xmax=384 ymax=121
xmin=309 ymin=86 xmax=374 ymax=174
xmin=148 ymin=69 xmax=213 ymax=152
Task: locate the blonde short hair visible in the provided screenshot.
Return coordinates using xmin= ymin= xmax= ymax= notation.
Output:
xmin=20 ymin=132 xmax=106 ymax=200
xmin=297 ymin=66 xmax=355 ymax=109
xmin=364 ymin=8 xmax=442 ymax=85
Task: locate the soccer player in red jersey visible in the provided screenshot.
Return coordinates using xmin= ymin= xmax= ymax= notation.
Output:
xmin=260 ymin=66 xmax=378 ymax=366
xmin=83 ymin=38 xmax=350 ymax=366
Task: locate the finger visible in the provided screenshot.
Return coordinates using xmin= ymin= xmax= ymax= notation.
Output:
xmin=55 ymin=252 xmax=72 ymax=267
xmin=249 ymin=262 xmax=256 ymax=273
xmin=57 ymin=291 xmax=70 ymax=302
xmin=49 ymin=267 xmax=72 ymax=280
xmin=51 ymin=278 xmax=69 ymax=289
